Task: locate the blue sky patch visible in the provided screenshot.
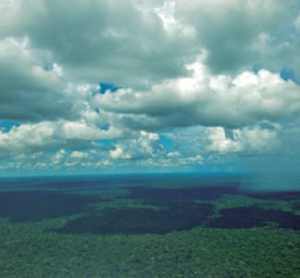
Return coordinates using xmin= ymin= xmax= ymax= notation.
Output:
xmin=252 ymin=64 xmax=264 ymax=74
xmin=0 ymin=121 xmax=20 ymax=132
xmin=94 ymin=139 xmax=116 ymax=146
xmin=99 ymin=82 xmax=121 ymax=94
xmin=280 ymin=67 xmax=298 ymax=83
xmin=101 ymin=124 xmax=110 ymax=131
xmin=160 ymin=135 xmax=176 ymax=152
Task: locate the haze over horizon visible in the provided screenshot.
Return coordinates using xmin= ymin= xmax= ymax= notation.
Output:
xmin=1 ymin=0 xmax=300 ymax=181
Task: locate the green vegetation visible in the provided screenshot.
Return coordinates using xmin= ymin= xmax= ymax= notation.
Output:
xmin=0 ymin=178 xmax=299 ymax=277
xmin=1 ymin=220 xmax=300 ymax=278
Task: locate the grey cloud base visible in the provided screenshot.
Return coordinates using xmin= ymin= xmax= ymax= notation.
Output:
xmin=0 ymin=0 xmax=300 ymax=175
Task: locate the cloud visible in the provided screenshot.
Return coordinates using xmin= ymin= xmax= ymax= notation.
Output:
xmin=70 ymin=151 xmax=89 ymax=159
xmin=0 ymin=37 xmax=76 ymax=122
xmin=109 ymin=131 xmax=161 ymax=160
xmin=175 ymin=0 xmax=298 ymax=74
xmin=0 ymin=0 xmax=197 ymax=90
xmin=295 ymin=11 xmax=300 ymax=31
xmin=206 ymin=125 xmax=280 ymax=153
xmin=94 ymin=60 xmax=300 ymax=130
xmin=1 ymin=0 xmax=300 ymax=175
xmin=0 ymin=120 xmax=124 ymax=157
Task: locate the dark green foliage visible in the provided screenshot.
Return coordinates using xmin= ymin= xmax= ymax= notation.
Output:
xmin=293 ymin=204 xmax=300 ymax=210
xmin=0 ymin=191 xmax=101 ymax=222
xmin=208 ymin=206 xmax=300 ymax=230
xmin=52 ymin=202 xmax=214 ymax=235
xmin=0 ymin=176 xmax=300 ymax=277
xmin=245 ymin=191 xmax=300 ymax=201
xmin=123 ymin=185 xmax=240 ymax=204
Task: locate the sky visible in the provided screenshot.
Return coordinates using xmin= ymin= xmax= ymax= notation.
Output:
xmin=1 ymin=0 xmax=300 ymax=176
